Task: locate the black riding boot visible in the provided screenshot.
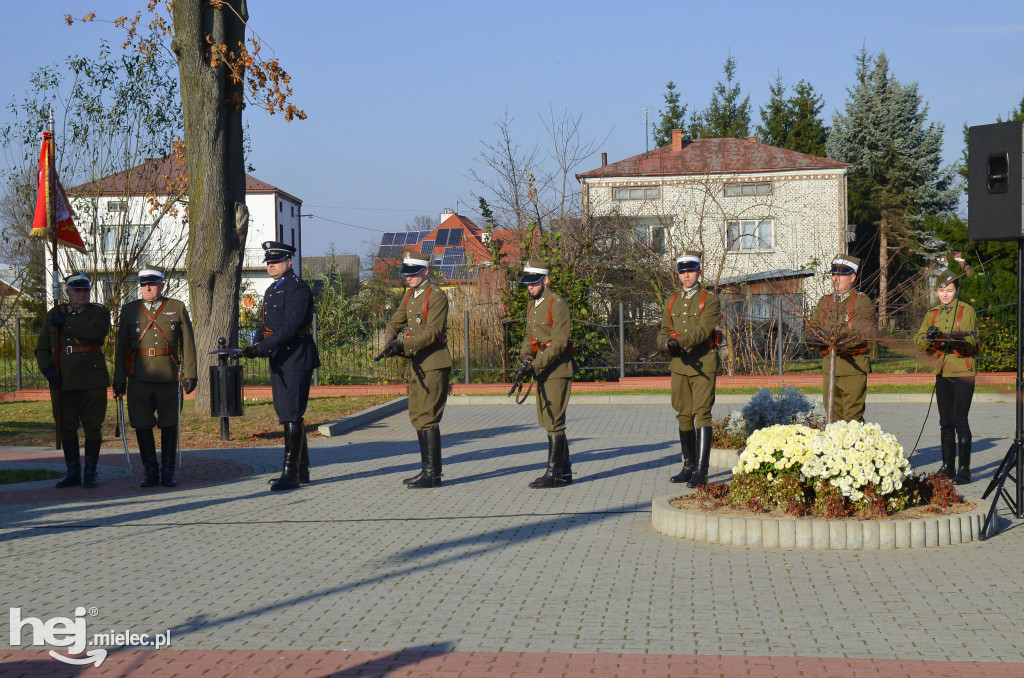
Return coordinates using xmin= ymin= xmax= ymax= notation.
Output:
xmin=270 ymin=422 xmax=303 ymax=491
xmin=408 ymin=428 xmax=442 ymax=488
xmin=670 ymin=429 xmax=697 ymax=483
xmin=687 ymin=426 xmax=713 ymax=488
xmin=136 ymin=427 xmax=160 ymax=487
xmin=404 ymin=430 xmax=430 ymax=485
xmin=954 ymin=436 xmax=972 ymax=485
xmin=937 ymin=433 xmax=957 ymax=479
xmin=529 ymin=435 xmax=566 ymax=488
xmin=299 ymin=425 xmax=310 ymax=484
xmin=55 ymin=438 xmax=81 ymax=488
xmin=82 ymin=439 xmax=101 ymax=488
xmin=160 ymin=426 xmax=177 ymax=487
xmin=558 ymin=434 xmax=572 ymax=485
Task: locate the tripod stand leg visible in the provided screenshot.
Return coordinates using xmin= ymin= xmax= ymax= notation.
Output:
xmin=983 ymin=441 xmax=1019 ymax=536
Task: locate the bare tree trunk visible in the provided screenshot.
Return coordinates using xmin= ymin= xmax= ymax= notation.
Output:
xmin=877 ymin=212 xmax=889 ymax=331
xmin=171 ymin=0 xmax=249 ymax=411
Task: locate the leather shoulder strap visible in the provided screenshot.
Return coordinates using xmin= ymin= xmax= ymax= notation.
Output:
xmin=699 ymin=290 xmax=707 ymax=315
xmin=136 ymin=299 xmax=169 ymax=347
xmin=930 ymin=308 xmax=939 ymax=326
xmin=401 ymin=288 xmax=414 ymax=311
xmin=668 ymin=292 xmax=679 ymax=316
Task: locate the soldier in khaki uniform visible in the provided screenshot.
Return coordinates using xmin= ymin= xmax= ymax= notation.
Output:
xmin=381 ymin=252 xmax=452 ymax=488
xmin=36 ymin=272 xmax=111 ymax=489
xmin=914 ymin=271 xmax=978 ymax=485
xmin=657 ymin=251 xmax=720 ymax=487
xmin=113 ymin=269 xmax=198 ymax=488
xmin=518 ymin=260 xmax=575 ymax=489
xmin=804 ymin=255 xmax=876 ymax=423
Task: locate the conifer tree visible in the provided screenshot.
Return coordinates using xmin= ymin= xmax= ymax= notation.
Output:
xmin=652 ymin=81 xmax=688 ymax=147
xmin=785 ymin=80 xmax=828 ymax=157
xmin=695 ymin=55 xmax=751 ymax=139
xmin=827 ymin=50 xmax=958 ymax=329
xmin=756 ymin=74 xmax=789 ymax=147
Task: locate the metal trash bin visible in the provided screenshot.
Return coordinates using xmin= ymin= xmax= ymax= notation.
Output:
xmin=209 ymin=337 xmax=243 ymax=439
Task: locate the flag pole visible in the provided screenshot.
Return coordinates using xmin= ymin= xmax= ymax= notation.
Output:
xmin=49 ymin=108 xmax=62 ymax=450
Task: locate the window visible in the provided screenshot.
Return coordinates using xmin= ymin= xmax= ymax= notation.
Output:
xmin=102 ymin=225 xmax=152 ymax=253
xmin=725 ymin=219 xmax=774 ymax=252
xmin=633 ymin=222 xmax=667 ymax=252
xmin=107 ymin=201 xmax=127 ymax=212
xmin=724 ymin=182 xmax=771 ymax=197
xmin=612 ymin=186 xmax=659 ymax=200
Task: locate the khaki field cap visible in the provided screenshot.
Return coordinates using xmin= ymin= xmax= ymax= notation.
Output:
xmin=399 ymin=251 xmax=430 ymax=276
xmin=675 ymin=250 xmax=702 ymax=273
xmin=829 ymin=254 xmax=861 ymax=275
xmin=936 ymin=270 xmax=961 ymax=289
xmin=518 ymin=260 xmax=550 ymax=285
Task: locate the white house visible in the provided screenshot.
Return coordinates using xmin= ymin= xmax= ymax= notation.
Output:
xmin=52 ymin=156 xmax=302 ymax=309
xmin=577 ymin=130 xmax=851 ymax=314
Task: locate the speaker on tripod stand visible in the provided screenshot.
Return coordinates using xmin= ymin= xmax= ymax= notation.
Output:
xmin=969 ymin=120 xmax=1024 ymax=531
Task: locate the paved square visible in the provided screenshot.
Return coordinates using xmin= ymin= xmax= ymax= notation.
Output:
xmin=1 ymin=397 xmax=1021 ymax=676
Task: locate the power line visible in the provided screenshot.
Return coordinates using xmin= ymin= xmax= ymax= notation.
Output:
xmin=307 ymin=204 xmax=438 ymax=213
xmin=302 ymin=214 xmax=387 ymax=233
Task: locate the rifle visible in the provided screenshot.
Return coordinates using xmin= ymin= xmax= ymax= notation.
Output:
xmin=373 ymin=338 xmax=404 ymax=362
xmin=507 ymin=359 xmax=533 ymax=404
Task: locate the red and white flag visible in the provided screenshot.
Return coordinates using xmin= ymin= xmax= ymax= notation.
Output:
xmin=29 ymin=131 xmax=86 ymax=252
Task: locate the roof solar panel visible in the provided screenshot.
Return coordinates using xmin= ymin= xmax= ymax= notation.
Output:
xmin=442 ymin=247 xmax=465 ymax=265
xmin=447 ymin=229 xmax=462 ymax=246
xmin=420 ymin=240 xmax=435 ymax=254
xmin=434 ymin=229 xmax=450 ymax=247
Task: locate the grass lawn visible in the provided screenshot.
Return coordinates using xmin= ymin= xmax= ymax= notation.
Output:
xmin=0 ymin=469 xmax=64 ymax=484
xmin=0 ymin=395 xmax=397 ymax=449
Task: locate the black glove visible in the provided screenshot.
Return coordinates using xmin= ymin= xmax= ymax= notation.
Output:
xmin=112 ymin=381 xmax=126 ymax=398
xmin=49 ymin=309 xmax=66 ymax=327
xmin=926 ymin=325 xmax=941 ymax=341
xmin=659 ymin=336 xmax=680 ymax=356
xmin=520 ymin=357 xmax=534 ymax=376
xmin=240 ymin=345 xmax=261 ymax=359
xmin=182 ymin=378 xmax=197 ymax=394
xmin=385 ymin=338 xmax=404 ymax=357
xmin=42 ymin=366 xmax=62 ymax=389
xmin=806 ymin=329 xmax=828 ymax=349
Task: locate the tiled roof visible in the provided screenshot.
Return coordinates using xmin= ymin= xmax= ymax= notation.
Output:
xmin=66 ymin=156 xmax=297 ymax=201
xmin=577 ymin=137 xmax=849 ymax=179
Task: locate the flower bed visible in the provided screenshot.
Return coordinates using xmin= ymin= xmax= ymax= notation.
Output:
xmin=721 ymin=421 xmax=962 ymax=519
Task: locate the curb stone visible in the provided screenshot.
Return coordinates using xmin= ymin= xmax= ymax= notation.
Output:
xmin=651 ymin=495 xmax=993 ymax=549
xmin=317 ymin=396 xmax=408 ymax=437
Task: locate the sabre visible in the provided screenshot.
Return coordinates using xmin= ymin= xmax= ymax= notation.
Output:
xmin=177 ymin=367 xmax=185 ymax=470
xmin=116 ymin=396 xmax=136 ymax=483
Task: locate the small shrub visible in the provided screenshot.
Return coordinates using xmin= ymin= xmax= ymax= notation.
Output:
xmin=740 ymin=387 xmax=820 ymax=433
xmin=694 ymin=482 xmax=729 ymax=509
xmin=813 ymin=479 xmax=851 ymax=519
xmin=929 ymin=473 xmax=964 ymax=508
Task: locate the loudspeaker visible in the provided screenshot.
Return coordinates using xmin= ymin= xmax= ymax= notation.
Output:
xmin=968 ymin=120 xmax=1023 ymax=241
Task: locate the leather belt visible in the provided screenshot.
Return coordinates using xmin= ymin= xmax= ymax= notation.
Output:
xmin=264 ymin=325 xmax=312 ymax=337
xmin=133 ymin=348 xmax=174 ymax=357
xmin=64 ymin=346 xmax=102 ymax=355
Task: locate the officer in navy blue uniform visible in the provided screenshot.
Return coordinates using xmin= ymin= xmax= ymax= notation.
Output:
xmin=241 ymin=241 xmax=321 ymax=491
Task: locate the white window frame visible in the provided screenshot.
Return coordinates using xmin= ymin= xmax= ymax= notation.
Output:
xmin=612 ymin=186 xmax=660 ymax=201
xmin=724 ymin=182 xmax=771 ymax=197
xmin=725 ymin=218 xmax=774 ymax=252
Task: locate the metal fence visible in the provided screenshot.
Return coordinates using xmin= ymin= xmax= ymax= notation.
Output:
xmin=2 ymin=302 xmax=1016 ymax=393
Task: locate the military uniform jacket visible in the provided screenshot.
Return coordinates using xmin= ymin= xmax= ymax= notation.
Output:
xmin=36 ymin=303 xmax=111 ymax=391
xmin=114 ymin=297 xmax=197 ymax=383
xmin=914 ymin=301 xmax=978 ymax=377
xmin=521 ymin=290 xmax=574 ymax=380
xmin=385 ymin=281 xmax=453 ymax=372
xmin=255 ymin=269 xmax=321 ymax=371
xmin=806 ymin=292 xmax=876 ymax=376
xmin=657 ymin=284 xmax=720 ymax=377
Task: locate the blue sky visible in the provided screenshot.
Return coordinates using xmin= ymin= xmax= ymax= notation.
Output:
xmin=2 ymin=1 xmax=1022 ymax=259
